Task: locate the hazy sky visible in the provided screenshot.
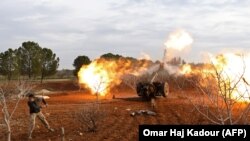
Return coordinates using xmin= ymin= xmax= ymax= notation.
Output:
xmin=1 ymin=0 xmax=250 ymax=69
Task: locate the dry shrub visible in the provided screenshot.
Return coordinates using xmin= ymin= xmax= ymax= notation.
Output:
xmin=77 ymin=104 xmax=106 ymax=132
xmin=0 ymin=81 xmax=32 ymax=141
xmin=187 ymin=65 xmax=250 ymax=125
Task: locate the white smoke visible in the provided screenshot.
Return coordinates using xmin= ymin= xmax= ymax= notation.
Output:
xmin=164 ymin=29 xmax=193 ymax=50
xmin=163 ymin=29 xmax=193 ymax=63
xmin=162 ymin=29 xmax=193 ymax=75
xmin=135 ymin=29 xmax=194 ymax=77
xmin=139 ymin=52 xmax=151 ymax=60
xmin=140 ymin=64 xmax=161 ymax=75
xmin=164 ymin=65 xmax=180 ymax=75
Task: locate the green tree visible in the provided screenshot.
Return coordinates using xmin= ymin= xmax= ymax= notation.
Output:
xmin=0 ymin=49 xmax=18 ymax=80
xmin=16 ymin=47 xmax=23 ymax=80
xmin=125 ymin=56 xmax=137 ymax=61
xmin=100 ymin=53 xmax=123 ymax=60
xmin=17 ymin=41 xmax=42 ymax=79
xmin=73 ymin=55 xmax=91 ymax=77
xmin=40 ymin=48 xmax=60 ymax=83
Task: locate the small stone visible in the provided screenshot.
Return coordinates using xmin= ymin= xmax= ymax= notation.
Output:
xmin=130 ymin=112 xmax=136 ymax=116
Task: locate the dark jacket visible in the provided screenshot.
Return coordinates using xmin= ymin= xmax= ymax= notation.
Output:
xmin=28 ymin=101 xmax=41 ymax=113
xmin=27 ymin=98 xmax=47 ymax=114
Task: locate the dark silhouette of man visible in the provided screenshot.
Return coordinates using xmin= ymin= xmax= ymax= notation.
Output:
xmin=27 ymin=93 xmax=54 ymax=139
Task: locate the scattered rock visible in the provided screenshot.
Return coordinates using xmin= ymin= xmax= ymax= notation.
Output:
xmin=126 ymin=108 xmax=131 ymax=111
xmin=130 ymin=112 xmax=136 ymax=116
xmin=130 ymin=110 xmax=156 ymax=116
xmin=147 ymin=110 xmax=157 ymax=116
xmin=36 ymin=89 xmax=51 ymax=94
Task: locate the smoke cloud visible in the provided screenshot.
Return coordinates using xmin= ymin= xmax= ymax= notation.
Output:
xmin=161 ymin=29 xmax=194 ymax=75
xmin=163 ymin=29 xmax=193 ymax=63
xmin=139 ymin=52 xmax=151 ymax=60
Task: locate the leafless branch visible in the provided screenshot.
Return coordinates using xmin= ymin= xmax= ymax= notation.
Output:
xmin=183 ymin=57 xmax=250 ymax=125
xmin=77 ymin=104 xmax=106 ymax=132
xmin=0 ymin=81 xmax=33 ymax=141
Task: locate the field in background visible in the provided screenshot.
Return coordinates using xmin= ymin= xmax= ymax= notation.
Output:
xmin=0 ymin=80 xmax=245 ymax=141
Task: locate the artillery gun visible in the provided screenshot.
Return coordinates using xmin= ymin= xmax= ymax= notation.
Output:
xmin=136 ymin=72 xmax=169 ymax=100
xmin=136 ymin=49 xmax=170 ymax=100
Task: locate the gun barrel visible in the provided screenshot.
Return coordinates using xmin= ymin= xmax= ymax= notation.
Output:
xmin=150 ymin=73 xmax=158 ymax=83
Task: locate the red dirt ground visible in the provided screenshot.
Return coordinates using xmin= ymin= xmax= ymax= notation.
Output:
xmin=0 ymin=81 xmax=229 ymax=141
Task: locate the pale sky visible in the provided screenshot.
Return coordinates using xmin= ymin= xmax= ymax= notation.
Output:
xmin=0 ymin=0 xmax=250 ymax=69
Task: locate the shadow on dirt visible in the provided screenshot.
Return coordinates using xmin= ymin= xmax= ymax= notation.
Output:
xmin=116 ymin=97 xmax=146 ymax=102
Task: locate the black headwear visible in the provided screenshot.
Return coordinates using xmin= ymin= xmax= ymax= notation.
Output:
xmin=28 ymin=93 xmax=35 ymax=98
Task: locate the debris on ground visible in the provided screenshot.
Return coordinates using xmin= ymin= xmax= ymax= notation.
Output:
xmin=36 ymin=89 xmax=52 ymax=94
xmin=35 ymin=95 xmax=50 ymax=99
xmin=130 ymin=110 xmax=156 ymax=116
xmin=126 ymin=108 xmax=131 ymax=111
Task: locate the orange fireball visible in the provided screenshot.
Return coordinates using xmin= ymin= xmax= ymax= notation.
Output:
xmin=78 ymin=60 xmax=115 ymax=96
xmin=180 ymin=64 xmax=192 ymax=75
xmin=211 ymin=53 xmax=250 ymax=102
xmin=78 ymin=58 xmax=149 ymax=96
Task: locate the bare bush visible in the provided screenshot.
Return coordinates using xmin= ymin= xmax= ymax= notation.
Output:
xmin=0 ymin=81 xmax=32 ymax=141
xmin=186 ymin=62 xmax=250 ymax=125
xmin=77 ymin=104 xmax=106 ymax=132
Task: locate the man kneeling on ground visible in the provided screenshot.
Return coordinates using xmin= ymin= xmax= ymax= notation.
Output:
xmin=27 ymin=93 xmax=54 ymax=139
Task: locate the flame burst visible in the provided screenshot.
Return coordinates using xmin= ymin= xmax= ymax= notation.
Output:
xmin=181 ymin=53 xmax=250 ymax=102
xmin=211 ymin=53 xmax=250 ymax=102
xmin=180 ymin=64 xmax=192 ymax=74
xmin=78 ymin=58 xmax=148 ymax=96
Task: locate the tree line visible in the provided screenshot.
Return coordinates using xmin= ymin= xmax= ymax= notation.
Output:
xmin=0 ymin=41 xmax=59 ymax=82
xmin=0 ymin=40 xmax=187 ymax=81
